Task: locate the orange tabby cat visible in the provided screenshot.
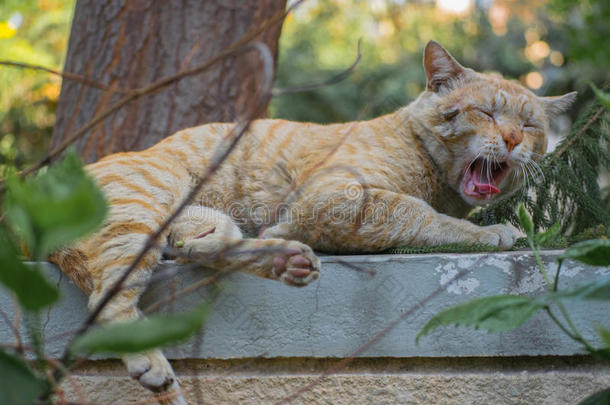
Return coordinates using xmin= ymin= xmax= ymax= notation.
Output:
xmin=50 ymin=41 xmax=575 ymax=403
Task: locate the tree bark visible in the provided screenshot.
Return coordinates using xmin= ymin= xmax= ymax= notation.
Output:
xmin=52 ymin=0 xmax=286 ymax=163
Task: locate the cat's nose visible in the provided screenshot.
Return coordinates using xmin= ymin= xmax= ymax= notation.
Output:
xmin=502 ymin=130 xmax=523 ymax=152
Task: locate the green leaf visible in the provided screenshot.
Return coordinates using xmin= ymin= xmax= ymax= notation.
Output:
xmin=0 ymin=226 xmax=59 ymax=310
xmin=71 ymin=304 xmax=209 ymax=354
xmin=577 ymin=388 xmax=610 ymax=405
xmin=4 ymin=150 xmax=107 ymax=258
xmin=590 ymin=82 xmax=610 ymax=110
xmin=517 ymin=204 xmax=534 ymax=240
xmin=560 ymin=239 xmax=610 ymax=266
xmin=0 ymin=348 xmax=47 ymax=405
xmin=535 ymin=221 xmax=561 ymax=246
xmin=416 ymin=295 xmax=543 ymax=343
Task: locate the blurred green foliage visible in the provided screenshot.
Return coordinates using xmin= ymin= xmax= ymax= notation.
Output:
xmin=0 ymin=0 xmax=75 ymax=172
xmin=271 ymin=0 xmax=609 ymax=123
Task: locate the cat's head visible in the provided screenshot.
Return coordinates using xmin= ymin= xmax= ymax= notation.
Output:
xmin=416 ymin=40 xmax=576 ymax=206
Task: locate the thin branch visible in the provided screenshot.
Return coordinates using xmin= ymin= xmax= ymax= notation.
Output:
xmin=554 ymin=106 xmax=605 ymax=157
xmin=334 ymin=259 xmax=376 ymax=276
xmin=256 ymin=103 xmax=374 ymax=239
xmin=0 ymin=297 xmax=23 ymax=354
xmin=46 ymin=358 xmax=89 ymax=405
xmin=0 ymin=61 xmax=132 ymax=94
xmin=143 ymin=244 xmax=298 ymax=314
xmin=271 ymin=39 xmax=362 ymax=95
xmin=275 ymin=263 xmax=477 ymax=404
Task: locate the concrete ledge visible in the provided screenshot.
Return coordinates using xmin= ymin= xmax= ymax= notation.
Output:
xmin=1 ymin=251 xmax=608 ymax=359
xmin=60 ymin=357 xmax=610 ymax=405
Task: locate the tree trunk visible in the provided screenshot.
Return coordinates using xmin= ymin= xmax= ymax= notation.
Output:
xmin=52 ymin=0 xmax=286 ymax=163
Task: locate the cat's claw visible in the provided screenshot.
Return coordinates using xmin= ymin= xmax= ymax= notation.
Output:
xmin=272 ymin=242 xmax=320 ymax=286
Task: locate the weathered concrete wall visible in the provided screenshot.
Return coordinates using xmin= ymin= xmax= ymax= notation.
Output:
xmin=62 ymin=357 xmax=610 ymax=405
xmin=1 ymin=252 xmax=609 ymax=403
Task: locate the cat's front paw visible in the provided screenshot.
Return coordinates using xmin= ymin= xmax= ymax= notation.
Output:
xmin=124 ymin=350 xmax=186 ymax=404
xmin=475 ymin=224 xmax=517 ymax=249
xmin=272 ymin=241 xmax=321 ymax=287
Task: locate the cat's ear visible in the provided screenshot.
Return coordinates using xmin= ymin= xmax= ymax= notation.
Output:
xmin=423 ymin=41 xmax=466 ymax=92
xmin=539 ymin=91 xmax=577 ymax=116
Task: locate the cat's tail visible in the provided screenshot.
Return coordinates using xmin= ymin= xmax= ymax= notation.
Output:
xmin=48 ymin=247 xmax=93 ymax=294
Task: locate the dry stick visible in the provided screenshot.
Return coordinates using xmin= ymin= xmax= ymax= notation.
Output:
xmin=46 ymin=358 xmax=89 ymax=405
xmin=7 ymin=0 xmax=303 ymax=184
xmin=0 ymin=302 xmax=23 ymax=354
xmin=45 ymin=243 xmax=288 ymax=344
xmin=57 ymin=42 xmax=275 ymax=372
xmin=555 ymin=106 xmax=605 ymax=157
xmin=0 ymin=61 xmax=132 ymax=94
xmin=271 ymin=38 xmax=362 ymax=96
xmin=334 ymin=258 xmax=376 ymax=276
xmin=274 ymin=263 xmax=479 ymax=405
xmin=142 ymin=244 xmax=299 ymax=315
xmin=256 ymin=100 xmax=372 ymax=240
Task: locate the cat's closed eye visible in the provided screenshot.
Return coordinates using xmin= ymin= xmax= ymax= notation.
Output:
xmin=473 ymin=108 xmax=495 ymax=121
xmin=442 ymin=107 xmax=460 ymax=120
xmin=523 ymin=123 xmax=540 ymax=131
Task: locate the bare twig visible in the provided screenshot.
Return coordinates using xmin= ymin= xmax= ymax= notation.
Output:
xmin=274 ymin=262 xmax=480 ymax=404
xmin=143 ymin=244 xmax=297 ymax=314
xmin=271 ymin=39 xmax=362 ymax=95
xmin=256 ymin=113 xmax=372 ymax=239
xmin=334 ymin=259 xmax=376 ymax=276
xmin=47 ymin=358 xmax=89 ymax=405
xmin=554 ymin=106 xmax=605 ymax=157
xmin=0 ymin=61 xmax=132 ymax=94
xmin=0 ymin=295 xmax=24 ymax=354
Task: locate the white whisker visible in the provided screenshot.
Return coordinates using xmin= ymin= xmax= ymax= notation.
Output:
xmin=524 ymin=161 xmax=537 ymax=188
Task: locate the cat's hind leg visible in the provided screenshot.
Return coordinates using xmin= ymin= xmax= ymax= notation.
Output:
xmin=82 ymin=226 xmax=185 ymax=404
xmin=169 ymin=206 xmax=320 ymax=286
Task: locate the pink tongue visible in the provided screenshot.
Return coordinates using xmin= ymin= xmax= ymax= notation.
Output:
xmin=472 ymin=162 xmax=501 ymax=195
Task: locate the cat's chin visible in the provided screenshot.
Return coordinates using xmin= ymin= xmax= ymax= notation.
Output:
xmin=460 ymin=157 xmax=511 ymax=205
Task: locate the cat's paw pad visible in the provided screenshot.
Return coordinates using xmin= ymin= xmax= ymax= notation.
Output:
xmin=477 ymin=224 xmax=516 ymax=249
xmin=271 ymin=241 xmax=320 ymax=286
xmin=124 ymin=350 xmax=178 ymax=393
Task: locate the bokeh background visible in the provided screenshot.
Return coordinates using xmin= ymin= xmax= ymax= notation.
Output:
xmin=1 ymin=0 xmax=608 ymax=169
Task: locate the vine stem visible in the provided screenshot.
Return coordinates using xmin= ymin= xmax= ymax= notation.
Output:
xmin=552 ymin=259 xmax=563 ymax=292
xmin=530 ymin=239 xmax=597 ymax=352
xmin=544 ymin=307 xmax=597 ymax=353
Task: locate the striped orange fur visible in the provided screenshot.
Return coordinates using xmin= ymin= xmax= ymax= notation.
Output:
xmin=49 ymin=41 xmax=576 ymax=402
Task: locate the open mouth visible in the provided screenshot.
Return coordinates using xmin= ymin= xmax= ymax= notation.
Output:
xmin=462 ymin=157 xmax=510 ymax=199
